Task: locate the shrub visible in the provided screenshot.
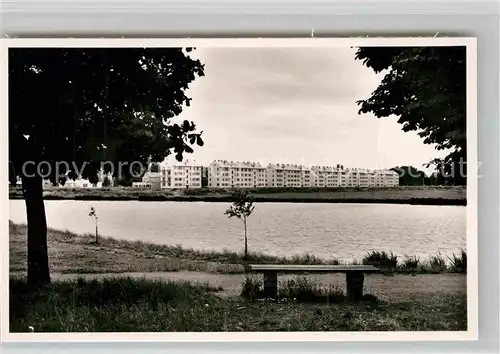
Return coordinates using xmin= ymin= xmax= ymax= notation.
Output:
xmin=430 ymin=254 xmax=445 ymax=268
xmin=402 ymin=256 xmax=420 ymax=272
xmin=240 ymin=275 xmax=263 ymax=299
xmin=289 ymin=253 xmax=323 ymax=265
xmin=425 ymin=253 xmax=447 ymax=273
xmin=362 ymin=251 xmax=398 ymax=270
xmin=448 ymin=249 xmax=467 ymax=273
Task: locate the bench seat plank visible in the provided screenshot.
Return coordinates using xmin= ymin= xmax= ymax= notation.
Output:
xmin=249 ymin=264 xmax=379 ymax=273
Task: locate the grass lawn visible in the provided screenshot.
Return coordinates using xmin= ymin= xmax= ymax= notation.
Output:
xmin=10 ymin=276 xmax=467 ymax=332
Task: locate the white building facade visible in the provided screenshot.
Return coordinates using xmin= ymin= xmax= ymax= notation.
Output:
xmin=208 ymin=160 xmax=267 ymax=188
xmin=266 ymin=164 xmax=312 ymax=188
xmin=160 ymin=159 xmax=203 ymax=189
xmin=310 ymin=165 xmax=342 ymax=187
xmin=341 ymin=168 xmax=369 ymax=187
xmin=370 ymin=169 xmax=399 ymax=187
xmin=141 ymin=171 xmax=162 ymax=190
xmin=339 ymin=168 xmax=399 ymax=188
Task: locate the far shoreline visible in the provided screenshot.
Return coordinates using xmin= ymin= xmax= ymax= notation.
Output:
xmin=9 ymin=185 xmax=467 ymax=206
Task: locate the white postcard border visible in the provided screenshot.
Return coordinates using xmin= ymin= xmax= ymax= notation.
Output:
xmin=0 ymin=36 xmax=478 ymax=343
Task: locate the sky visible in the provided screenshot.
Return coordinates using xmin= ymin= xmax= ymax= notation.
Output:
xmin=172 ymin=47 xmax=449 ymax=173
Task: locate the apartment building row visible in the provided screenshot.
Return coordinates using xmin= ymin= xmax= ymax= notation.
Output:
xmin=307 ymin=165 xmax=399 ymax=188
xmin=134 ymin=159 xmax=399 ymax=189
xmin=209 ymin=161 xmax=399 ymax=188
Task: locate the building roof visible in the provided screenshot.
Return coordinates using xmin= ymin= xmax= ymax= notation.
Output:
xmin=267 ymin=163 xmax=309 ymax=171
xmin=210 ymin=160 xmax=265 ymax=169
xmin=161 ymin=158 xmax=202 ymax=168
xmin=143 ymin=172 xmax=162 ymax=178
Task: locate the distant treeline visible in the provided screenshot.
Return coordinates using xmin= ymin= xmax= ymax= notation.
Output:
xmin=390 ymin=165 xmax=465 ymax=186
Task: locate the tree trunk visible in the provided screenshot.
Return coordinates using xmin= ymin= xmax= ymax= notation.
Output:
xmin=95 ymin=224 xmax=99 ymax=244
xmin=244 ymin=219 xmax=248 ymax=259
xmin=22 ymin=174 xmax=51 ymax=286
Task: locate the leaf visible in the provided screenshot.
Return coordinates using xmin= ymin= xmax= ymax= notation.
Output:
xmin=188 ymin=134 xmax=196 ymax=145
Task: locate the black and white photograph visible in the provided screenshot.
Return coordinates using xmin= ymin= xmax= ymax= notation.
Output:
xmin=3 ymin=38 xmax=476 ymax=339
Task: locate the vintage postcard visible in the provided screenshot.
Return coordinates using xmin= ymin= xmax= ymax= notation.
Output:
xmin=1 ymin=37 xmax=477 ymax=342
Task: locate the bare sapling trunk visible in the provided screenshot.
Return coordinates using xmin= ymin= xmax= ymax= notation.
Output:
xmin=243 ymin=218 xmax=248 ymax=259
xmin=22 ymin=174 xmax=51 ymax=286
xmin=89 ymin=206 xmax=99 ymax=244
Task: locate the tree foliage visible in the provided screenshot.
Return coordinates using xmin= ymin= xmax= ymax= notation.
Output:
xmin=9 ymin=47 xmax=205 ymax=285
xmin=10 ymin=48 xmax=205 ymax=182
xmin=224 ymin=189 xmax=255 ymax=259
xmin=102 ymin=176 xmax=112 ymax=187
xmin=149 ymin=162 xmax=161 ymax=173
xmin=355 ymin=46 xmax=466 ymax=185
xmin=390 ymin=166 xmax=426 ymax=186
xmin=201 ymin=168 xmax=208 ymax=188
xmin=390 ymin=165 xmax=443 ymax=186
xmin=88 ymin=205 xmax=99 ymax=244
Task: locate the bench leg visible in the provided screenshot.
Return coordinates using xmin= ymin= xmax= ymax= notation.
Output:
xmin=263 ymin=271 xmax=278 ymax=299
xmin=346 ymin=271 xmax=364 ymax=302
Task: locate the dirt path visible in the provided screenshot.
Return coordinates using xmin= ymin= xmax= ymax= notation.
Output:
xmin=18 ymin=271 xmax=466 ymax=301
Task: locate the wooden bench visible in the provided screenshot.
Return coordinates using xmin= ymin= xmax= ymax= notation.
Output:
xmin=248 ymin=264 xmax=380 ymax=301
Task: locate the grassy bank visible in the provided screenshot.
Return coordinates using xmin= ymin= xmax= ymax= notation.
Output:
xmin=10 ymin=276 xmax=467 ymax=332
xmin=9 ymin=186 xmax=467 ymax=205
xmin=9 ymin=222 xmax=466 ymax=275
